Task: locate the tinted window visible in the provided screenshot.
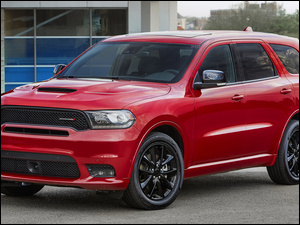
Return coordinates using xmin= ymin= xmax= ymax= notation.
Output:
xmin=36 ymin=10 xmax=90 ymax=36
xmin=59 ymin=42 xmax=199 ymax=83
xmin=236 ymin=43 xmax=276 ymax=81
xmin=198 ymin=45 xmax=236 ymax=83
xmin=5 ymin=10 xmax=34 ymax=36
xmin=92 ymin=9 xmax=127 ymax=36
xmin=270 ymin=44 xmax=299 ymax=74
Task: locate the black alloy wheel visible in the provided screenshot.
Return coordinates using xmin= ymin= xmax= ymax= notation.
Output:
xmin=286 ymin=125 xmax=299 ymax=179
xmin=123 ymin=132 xmax=184 ymax=210
xmin=267 ymin=119 xmax=299 ymax=184
xmin=139 ymin=142 xmax=179 ymax=201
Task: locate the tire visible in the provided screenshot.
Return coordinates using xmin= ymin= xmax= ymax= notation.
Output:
xmin=1 ymin=181 xmax=44 ymax=196
xmin=123 ymin=132 xmax=184 ymax=210
xmin=267 ymin=119 xmax=299 ymax=185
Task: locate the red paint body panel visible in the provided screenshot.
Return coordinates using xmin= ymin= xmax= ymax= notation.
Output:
xmin=1 ymin=123 xmax=141 ymax=190
xmin=1 ymin=79 xmax=170 ymax=111
xmin=1 ymin=31 xmax=299 ymax=190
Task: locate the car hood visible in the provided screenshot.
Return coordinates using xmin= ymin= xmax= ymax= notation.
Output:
xmin=1 ymin=78 xmax=171 ymax=110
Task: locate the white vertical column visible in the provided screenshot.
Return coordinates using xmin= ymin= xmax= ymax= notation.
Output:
xmin=141 ymin=1 xmax=159 ymax=32
xmin=150 ymin=1 xmax=159 ymax=32
xmin=159 ymin=1 xmax=177 ymax=31
xmin=169 ymin=1 xmax=177 ymax=31
xmin=159 ymin=1 xmax=169 ymax=31
xmin=128 ymin=1 xmax=142 ymax=34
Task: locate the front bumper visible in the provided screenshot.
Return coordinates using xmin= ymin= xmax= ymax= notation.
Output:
xmin=1 ymin=123 xmax=141 ymax=191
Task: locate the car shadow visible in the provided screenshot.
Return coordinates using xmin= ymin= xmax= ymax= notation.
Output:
xmin=1 ymin=168 xmax=275 ymax=211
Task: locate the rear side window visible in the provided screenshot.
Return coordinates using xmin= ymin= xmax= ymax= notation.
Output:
xmin=270 ymin=44 xmax=299 ymax=74
xmin=236 ymin=43 xmax=276 ymax=81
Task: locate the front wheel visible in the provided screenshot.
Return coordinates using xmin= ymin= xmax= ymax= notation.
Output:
xmin=267 ymin=119 xmax=299 ymax=185
xmin=123 ymin=132 xmax=184 ymax=210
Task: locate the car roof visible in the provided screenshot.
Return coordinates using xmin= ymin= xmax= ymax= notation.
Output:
xmin=103 ymin=29 xmax=299 ymax=50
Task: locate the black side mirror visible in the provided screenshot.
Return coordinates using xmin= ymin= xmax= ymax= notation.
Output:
xmin=53 ymin=64 xmax=66 ymax=77
xmin=193 ymin=70 xmax=226 ymax=89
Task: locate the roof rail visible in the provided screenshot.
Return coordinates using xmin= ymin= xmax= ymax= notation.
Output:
xmin=243 ymin=27 xmax=253 ymax=32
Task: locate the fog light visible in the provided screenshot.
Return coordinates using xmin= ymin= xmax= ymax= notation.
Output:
xmin=87 ymin=165 xmax=116 ymax=177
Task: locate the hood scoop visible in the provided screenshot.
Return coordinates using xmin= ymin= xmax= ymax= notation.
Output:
xmin=38 ymin=87 xmax=77 ymax=93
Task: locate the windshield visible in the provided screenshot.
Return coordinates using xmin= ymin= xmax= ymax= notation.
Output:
xmin=58 ymin=42 xmax=199 ymax=83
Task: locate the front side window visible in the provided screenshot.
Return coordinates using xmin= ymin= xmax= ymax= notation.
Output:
xmin=58 ymin=42 xmax=199 ymax=83
xmin=270 ymin=44 xmax=299 ymax=74
xmin=198 ymin=45 xmax=236 ymax=83
xmin=235 ymin=43 xmax=276 ymax=81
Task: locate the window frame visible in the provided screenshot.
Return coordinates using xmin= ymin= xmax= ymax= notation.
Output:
xmin=269 ymin=44 xmax=299 ymax=75
xmin=195 ymin=43 xmax=241 ymax=88
xmin=231 ymin=41 xmax=280 ymax=83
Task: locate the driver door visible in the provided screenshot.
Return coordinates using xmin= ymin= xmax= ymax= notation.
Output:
xmin=193 ymin=43 xmax=247 ymax=165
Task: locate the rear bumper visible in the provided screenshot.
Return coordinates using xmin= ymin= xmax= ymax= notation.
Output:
xmin=1 ymin=123 xmax=141 ymax=191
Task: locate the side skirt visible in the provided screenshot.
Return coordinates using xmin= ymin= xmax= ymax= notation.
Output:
xmin=184 ymin=154 xmax=276 ymax=179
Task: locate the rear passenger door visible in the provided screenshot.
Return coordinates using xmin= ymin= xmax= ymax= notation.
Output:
xmin=233 ymin=41 xmax=295 ymax=155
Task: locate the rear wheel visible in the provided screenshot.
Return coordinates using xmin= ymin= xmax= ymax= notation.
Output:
xmin=1 ymin=181 xmax=44 ymax=196
xmin=123 ymin=132 xmax=184 ymax=210
xmin=267 ymin=120 xmax=299 ymax=185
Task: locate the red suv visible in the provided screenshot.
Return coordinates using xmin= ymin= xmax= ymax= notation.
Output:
xmin=1 ymin=29 xmax=299 ymax=210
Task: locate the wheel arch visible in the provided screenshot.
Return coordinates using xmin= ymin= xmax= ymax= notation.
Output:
xmin=271 ymin=110 xmax=299 ymax=165
xmin=128 ymin=120 xmax=189 ymax=179
xmin=151 ymin=125 xmax=184 ymax=156
xmin=290 ymin=112 xmax=299 ymax=121
xmin=138 ymin=121 xmax=187 ymax=162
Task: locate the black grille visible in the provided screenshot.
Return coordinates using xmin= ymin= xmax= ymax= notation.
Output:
xmin=1 ymin=150 xmax=80 ymax=179
xmin=4 ymin=127 xmax=69 ymax=136
xmin=1 ymin=106 xmax=90 ymax=131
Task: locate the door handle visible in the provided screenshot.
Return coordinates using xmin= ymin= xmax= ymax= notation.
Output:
xmin=232 ymin=94 xmax=244 ymax=101
xmin=280 ymin=88 xmax=292 ymax=95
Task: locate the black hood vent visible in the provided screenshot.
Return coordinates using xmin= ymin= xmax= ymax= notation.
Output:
xmin=38 ymin=87 xmax=77 ymax=93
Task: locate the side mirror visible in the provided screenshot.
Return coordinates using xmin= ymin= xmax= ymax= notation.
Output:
xmin=53 ymin=64 xmax=66 ymax=77
xmin=193 ymin=70 xmax=226 ymax=89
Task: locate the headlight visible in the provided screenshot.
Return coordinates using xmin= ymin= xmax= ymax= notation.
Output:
xmin=85 ymin=110 xmax=136 ymax=129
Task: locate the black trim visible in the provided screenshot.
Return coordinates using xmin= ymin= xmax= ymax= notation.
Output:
xmin=38 ymin=88 xmax=77 ymax=93
xmin=3 ymin=127 xmax=69 ymax=136
xmin=1 ymin=150 xmax=75 ymax=163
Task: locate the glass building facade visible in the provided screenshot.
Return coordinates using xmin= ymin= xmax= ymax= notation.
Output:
xmin=4 ymin=9 xmax=127 ymax=92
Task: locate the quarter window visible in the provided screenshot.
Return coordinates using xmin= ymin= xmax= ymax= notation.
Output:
xmin=236 ymin=43 xmax=276 ymax=81
xmin=270 ymin=44 xmax=299 ymax=74
xmin=198 ymin=45 xmax=236 ymax=83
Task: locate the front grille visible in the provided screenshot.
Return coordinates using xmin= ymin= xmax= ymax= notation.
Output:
xmin=1 ymin=106 xmax=90 ymax=131
xmin=1 ymin=150 xmax=80 ymax=179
